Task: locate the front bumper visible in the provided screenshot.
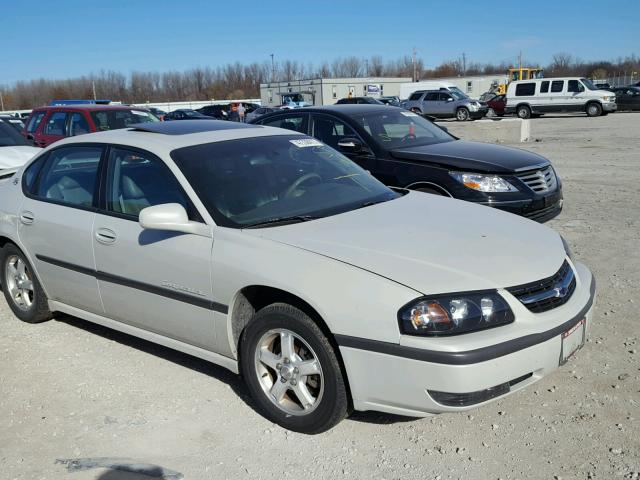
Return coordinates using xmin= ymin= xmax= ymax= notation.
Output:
xmin=481 ymin=187 xmax=564 ymax=223
xmin=470 ymin=107 xmax=488 ymax=119
xmin=338 ymin=262 xmax=595 ymax=417
xmin=603 ymin=101 xmax=617 ymax=112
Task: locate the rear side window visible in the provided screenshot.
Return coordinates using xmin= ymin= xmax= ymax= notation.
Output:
xmin=44 ymin=112 xmax=67 ymax=136
xmin=540 ymin=81 xmax=550 ymax=93
xmin=35 ymin=146 xmax=102 ymax=208
xmin=409 ymin=92 xmax=423 ymax=101
xmin=551 ymin=81 xmax=564 ymax=93
xmin=515 ymin=83 xmax=536 ymax=96
xmin=424 ymin=92 xmax=439 ymax=101
xmin=259 ymin=114 xmax=307 ymax=133
xmin=27 ymin=112 xmax=46 ymax=134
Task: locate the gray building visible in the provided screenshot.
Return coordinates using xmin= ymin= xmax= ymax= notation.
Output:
xmin=260 ymin=77 xmax=411 ymax=107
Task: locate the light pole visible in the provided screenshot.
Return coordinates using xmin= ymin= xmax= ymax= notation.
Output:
xmin=270 ymin=54 xmax=275 ymax=83
xmin=0 ymin=90 xmax=4 ymax=112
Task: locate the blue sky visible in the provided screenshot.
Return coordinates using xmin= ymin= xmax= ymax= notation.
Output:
xmin=1 ymin=0 xmax=638 ymax=85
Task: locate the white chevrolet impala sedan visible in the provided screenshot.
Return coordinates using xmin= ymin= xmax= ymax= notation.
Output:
xmin=0 ymin=120 xmax=595 ymax=433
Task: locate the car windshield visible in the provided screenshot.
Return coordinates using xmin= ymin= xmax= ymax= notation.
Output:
xmin=350 ymin=109 xmax=453 ymax=149
xmin=450 ymin=89 xmax=469 ymax=100
xmin=171 ymin=135 xmax=399 ymax=228
xmin=581 ymin=78 xmax=598 ymax=91
xmin=1 ymin=118 xmax=26 ymax=133
xmin=90 ymin=109 xmax=159 ymax=131
xmin=0 ymin=122 xmax=29 ymax=146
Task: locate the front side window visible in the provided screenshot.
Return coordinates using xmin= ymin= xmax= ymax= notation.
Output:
xmin=259 ymin=114 xmax=307 ymax=133
xmin=27 ymin=112 xmax=46 ymax=133
xmin=35 ymin=146 xmax=102 ymax=208
xmin=106 ymin=147 xmax=193 ymax=219
xmin=90 ymin=109 xmax=158 ymax=132
xmin=438 ymin=92 xmax=453 ymax=101
xmin=44 ymin=112 xmax=68 ymax=136
xmin=568 ymin=80 xmax=582 ymax=93
xmin=311 ymin=115 xmax=359 ymax=149
xmin=408 ymin=92 xmax=423 ymax=101
xmin=551 ymin=81 xmax=564 ymax=93
xmin=171 ymin=135 xmax=398 ymax=228
xmin=581 ymin=78 xmax=597 ymax=91
xmin=69 ymin=113 xmax=90 ymax=136
xmin=515 ymin=83 xmax=536 ymax=96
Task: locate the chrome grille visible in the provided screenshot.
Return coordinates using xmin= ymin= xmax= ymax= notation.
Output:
xmin=507 ymin=261 xmax=576 ymax=313
xmin=516 ymin=166 xmax=557 ymax=193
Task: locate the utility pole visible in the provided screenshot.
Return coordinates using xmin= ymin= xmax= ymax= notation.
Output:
xmin=518 ymin=51 xmax=522 ymax=75
xmin=462 ymin=52 xmax=466 ymax=76
xmin=364 ymin=59 xmax=369 ymax=77
xmin=92 ymin=81 xmax=97 ymax=101
xmin=412 ymin=47 xmax=417 ymax=82
xmin=270 ymin=54 xmax=275 ymax=83
xmin=0 ymin=91 xmax=4 ymax=112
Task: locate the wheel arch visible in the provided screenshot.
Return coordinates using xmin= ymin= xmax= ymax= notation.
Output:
xmin=229 ymin=285 xmax=353 ymax=405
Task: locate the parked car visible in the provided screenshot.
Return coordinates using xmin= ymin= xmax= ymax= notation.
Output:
xmin=0 ymin=120 xmax=595 ymax=433
xmin=612 ymin=87 xmax=640 ymax=111
xmin=505 ymin=77 xmax=617 ymax=118
xmin=336 ymin=97 xmax=384 ymax=105
xmin=251 ymin=105 xmax=563 ymax=222
xmin=23 ymin=105 xmax=159 ymax=148
xmin=0 ymin=115 xmax=26 ymax=132
xmin=379 ymin=96 xmax=401 ymax=107
xmin=593 ymin=82 xmax=612 ymax=91
xmin=485 ymin=94 xmax=507 ymax=117
xmin=147 ymin=107 xmax=167 ymax=120
xmin=402 ymin=90 xmax=488 ymax=121
xmin=197 ymin=105 xmax=229 ymax=120
xmin=245 ymin=107 xmax=277 ymax=123
xmin=0 ymin=121 xmax=41 ymax=171
xmin=164 ymin=109 xmax=211 ymax=121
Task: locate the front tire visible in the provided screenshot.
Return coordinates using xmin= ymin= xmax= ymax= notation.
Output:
xmin=456 ymin=107 xmax=470 ymax=121
xmin=586 ymin=102 xmax=602 ymax=117
xmin=240 ymin=303 xmax=349 ymax=434
xmin=1 ymin=244 xmax=52 ymax=323
xmin=517 ymin=105 xmax=531 ymax=119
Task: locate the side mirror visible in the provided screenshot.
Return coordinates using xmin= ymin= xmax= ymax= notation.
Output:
xmin=446 ymin=97 xmax=454 ymax=102
xmin=139 ymin=203 xmax=211 ymax=237
xmin=337 ymin=137 xmax=363 ymax=153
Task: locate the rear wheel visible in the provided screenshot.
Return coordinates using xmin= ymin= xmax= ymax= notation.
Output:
xmin=586 ymin=102 xmax=602 ymax=117
xmin=517 ymin=105 xmax=531 ymax=119
xmin=240 ymin=303 xmax=349 ymax=434
xmin=1 ymin=244 xmax=52 ymax=323
xmin=456 ymin=107 xmax=470 ymax=121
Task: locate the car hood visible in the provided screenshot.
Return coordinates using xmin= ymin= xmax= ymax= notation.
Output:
xmin=0 ymin=146 xmax=41 ymax=169
xmin=247 ymin=192 xmax=565 ymax=295
xmin=390 ymin=140 xmax=549 ymax=173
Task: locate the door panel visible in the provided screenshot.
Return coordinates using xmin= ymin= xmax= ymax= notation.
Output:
xmin=17 ymin=146 xmax=103 ymax=313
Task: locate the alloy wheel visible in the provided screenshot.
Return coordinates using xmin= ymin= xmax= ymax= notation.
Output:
xmin=4 ymin=255 xmax=34 ymax=311
xmin=254 ymin=328 xmax=324 ymax=416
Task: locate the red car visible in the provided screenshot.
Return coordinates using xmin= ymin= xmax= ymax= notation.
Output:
xmin=486 ymin=94 xmax=507 ymax=117
xmin=23 ymin=105 xmax=159 ymax=148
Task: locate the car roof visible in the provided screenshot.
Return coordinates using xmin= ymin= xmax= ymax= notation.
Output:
xmin=44 ymin=120 xmax=302 ymax=156
xmin=32 ymin=104 xmax=151 ymax=112
xmin=259 ymin=104 xmax=393 ymax=118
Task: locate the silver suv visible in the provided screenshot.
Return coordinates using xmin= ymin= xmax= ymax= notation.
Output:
xmin=402 ymin=89 xmax=488 ymax=121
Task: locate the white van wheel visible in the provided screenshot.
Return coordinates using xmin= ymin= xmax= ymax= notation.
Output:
xmin=586 ymin=102 xmax=602 ymax=117
xmin=517 ymin=105 xmax=531 ymax=119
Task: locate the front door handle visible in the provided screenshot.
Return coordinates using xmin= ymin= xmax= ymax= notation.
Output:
xmin=19 ymin=210 xmax=35 ymax=225
xmin=95 ymin=227 xmax=117 ymax=245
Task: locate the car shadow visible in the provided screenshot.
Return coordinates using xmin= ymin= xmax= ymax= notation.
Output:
xmin=53 ymin=313 xmax=421 ymax=429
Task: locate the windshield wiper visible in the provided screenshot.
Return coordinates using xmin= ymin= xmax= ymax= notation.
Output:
xmin=243 ymin=215 xmax=319 ymax=229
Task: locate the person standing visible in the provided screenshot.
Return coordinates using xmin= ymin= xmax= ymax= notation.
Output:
xmin=229 ymin=102 xmax=239 ymax=122
xmin=238 ymin=103 xmax=246 ymax=123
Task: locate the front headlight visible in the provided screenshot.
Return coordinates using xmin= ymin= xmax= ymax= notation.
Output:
xmin=450 ymin=172 xmax=518 ymax=192
xmin=398 ymin=291 xmax=514 ymax=336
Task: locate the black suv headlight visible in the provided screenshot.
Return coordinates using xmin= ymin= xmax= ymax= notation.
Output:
xmin=398 ymin=291 xmax=514 ymax=336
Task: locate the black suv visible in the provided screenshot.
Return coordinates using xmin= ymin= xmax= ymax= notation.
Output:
xmin=250 ymin=105 xmax=562 ymax=222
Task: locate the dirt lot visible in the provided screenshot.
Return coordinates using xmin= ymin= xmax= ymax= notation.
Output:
xmin=1 ymin=113 xmax=639 ymax=480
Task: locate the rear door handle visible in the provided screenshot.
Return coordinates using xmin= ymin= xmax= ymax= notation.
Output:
xmin=19 ymin=210 xmax=35 ymax=225
xmin=95 ymin=227 xmax=117 ymax=245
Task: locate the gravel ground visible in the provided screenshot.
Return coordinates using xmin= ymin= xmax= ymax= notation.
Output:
xmin=1 ymin=113 xmax=639 ymax=480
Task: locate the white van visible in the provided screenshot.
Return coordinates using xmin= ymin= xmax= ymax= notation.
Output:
xmin=505 ymin=77 xmax=617 ymax=118
xmin=400 ymin=81 xmax=466 ymax=100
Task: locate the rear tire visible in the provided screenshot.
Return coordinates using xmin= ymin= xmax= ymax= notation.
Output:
xmin=240 ymin=303 xmax=349 ymax=434
xmin=456 ymin=107 xmax=470 ymax=121
xmin=517 ymin=105 xmax=531 ymax=119
xmin=1 ymin=244 xmax=52 ymax=323
xmin=586 ymin=102 xmax=602 ymax=117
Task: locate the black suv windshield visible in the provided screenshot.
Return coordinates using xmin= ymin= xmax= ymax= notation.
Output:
xmin=171 ymin=135 xmax=399 ymax=228
xmin=0 ymin=122 xmax=29 ymax=146
xmin=350 ymin=110 xmax=454 ymax=149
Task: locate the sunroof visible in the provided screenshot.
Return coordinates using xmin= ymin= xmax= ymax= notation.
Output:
xmin=129 ymin=119 xmax=260 ymax=135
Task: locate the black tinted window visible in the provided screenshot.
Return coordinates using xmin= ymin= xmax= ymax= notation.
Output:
xmin=568 ymin=80 xmax=582 ymax=93
xmin=44 ymin=112 xmax=67 ymax=136
xmin=540 ymin=81 xmax=550 ymax=93
xmin=311 ymin=115 xmax=358 ymax=149
xmin=408 ymin=92 xmax=423 ymax=101
xmin=106 ymin=148 xmax=194 ymax=219
xmin=260 ymin=114 xmax=307 ymax=133
xmin=515 ymin=83 xmax=536 ymax=96
xmin=551 ymin=81 xmax=564 ymax=93
xmin=27 ymin=112 xmax=46 ymax=133
xmin=424 ymin=92 xmax=439 ymax=101
xmin=438 ymin=93 xmax=452 ymax=101
xmin=35 ymin=146 xmax=102 ymax=208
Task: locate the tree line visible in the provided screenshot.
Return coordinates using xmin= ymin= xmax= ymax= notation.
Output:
xmin=1 ymin=53 xmax=638 ymax=110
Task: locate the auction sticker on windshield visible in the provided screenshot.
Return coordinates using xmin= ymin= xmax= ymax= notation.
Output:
xmin=290 ymin=139 xmax=323 ymax=148
xmin=560 ymin=318 xmax=586 ymax=365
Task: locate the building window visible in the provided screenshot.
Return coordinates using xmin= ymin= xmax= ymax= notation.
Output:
xmin=466 ymin=81 xmax=473 ymax=93
xmin=268 ymin=90 xmax=273 ymax=103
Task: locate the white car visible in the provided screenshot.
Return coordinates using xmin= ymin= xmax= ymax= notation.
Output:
xmin=0 ymin=120 xmax=596 ymax=433
xmin=0 ymin=120 xmax=41 ymax=171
